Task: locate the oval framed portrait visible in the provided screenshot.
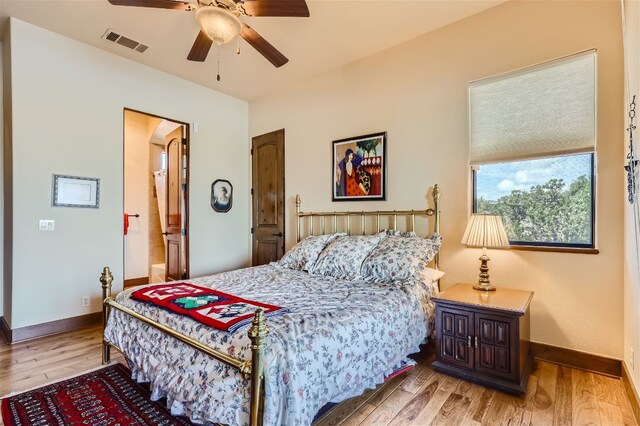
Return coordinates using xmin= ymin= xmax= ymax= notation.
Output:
xmin=211 ymin=179 xmax=233 ymax=213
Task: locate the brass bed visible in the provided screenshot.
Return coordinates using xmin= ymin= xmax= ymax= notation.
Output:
xmin=100 ymin=184 xmax=441 ymax=426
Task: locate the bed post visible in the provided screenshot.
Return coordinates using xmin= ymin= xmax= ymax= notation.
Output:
xmin=296 ymin=194 xmax=301 ymax=243
xmin=248 ymin=309 xmax=269 ymax=426
xmin=433 ymin=184 xmax=440 ymax=237
xmin=100 ymin=266 xmax=113 ymax=365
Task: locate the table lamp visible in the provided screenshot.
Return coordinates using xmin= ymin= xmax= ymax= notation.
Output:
xmin=461 ymin=214 xmax=510 ymax=291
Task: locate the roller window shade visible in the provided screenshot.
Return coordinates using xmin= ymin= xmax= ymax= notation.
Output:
xmin=469 ymin=50 xmax=597 ymax=165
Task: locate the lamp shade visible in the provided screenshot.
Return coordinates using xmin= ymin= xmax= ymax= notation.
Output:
xmin=461 ymin=214 xmax=510 ymax=248
xmin=195 ymin=6 xmax=242 ymax=46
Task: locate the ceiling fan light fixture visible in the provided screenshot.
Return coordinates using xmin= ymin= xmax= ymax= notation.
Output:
xmin=195 ymin=6 xmax=242 ymax=45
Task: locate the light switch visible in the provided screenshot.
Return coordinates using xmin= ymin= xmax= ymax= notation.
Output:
xmin=39 ymin=220 xmax=55 ymax=231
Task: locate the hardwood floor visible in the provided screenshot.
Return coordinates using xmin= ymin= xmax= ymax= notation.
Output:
xmin=0 ymin=326 xmax=636 ymax=426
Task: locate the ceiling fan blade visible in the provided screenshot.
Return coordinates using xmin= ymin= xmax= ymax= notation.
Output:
xmin=239 ymin=0 xmax=309 ymax=17
xmin=108 ymin=0 xmax=192 ymax=10
xmin=187 ymin=30 xmax=213 ymax=62
xmin=240 ymin=26 xmax=288 ymax=67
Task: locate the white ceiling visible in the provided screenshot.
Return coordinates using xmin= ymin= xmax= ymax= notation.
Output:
xmin=0 ymin=0 xmax=506 ymax=101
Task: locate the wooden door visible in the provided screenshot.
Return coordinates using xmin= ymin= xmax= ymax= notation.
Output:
xmin=165 ymin=128 xmax=189 ymax=281
xmin=252 ymin=129 xmax=285 ymax=266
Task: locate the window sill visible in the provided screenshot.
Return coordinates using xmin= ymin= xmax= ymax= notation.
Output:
xmin=507 ymin=245 xmax=599 ymax=255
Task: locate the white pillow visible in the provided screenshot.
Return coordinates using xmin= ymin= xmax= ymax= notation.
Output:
xmin=421 ymin=267 xmax=445 ymax=284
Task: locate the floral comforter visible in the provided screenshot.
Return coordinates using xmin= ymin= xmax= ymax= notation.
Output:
xmin=104 ymin=264 xmax=434 ymax=426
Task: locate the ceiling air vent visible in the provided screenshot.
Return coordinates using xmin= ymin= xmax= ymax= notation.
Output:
xmin=102 ymin=29 xmax=149 ymax=53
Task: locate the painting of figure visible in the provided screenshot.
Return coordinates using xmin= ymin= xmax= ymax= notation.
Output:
xmin=333 ymin=132 xmax=386 ymax=201
xmin=211 ymin=179 xmax=233 ymax=212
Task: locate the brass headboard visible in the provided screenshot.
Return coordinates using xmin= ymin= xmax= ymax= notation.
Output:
xmin=295 ymin=185 xmax=441 ymax=270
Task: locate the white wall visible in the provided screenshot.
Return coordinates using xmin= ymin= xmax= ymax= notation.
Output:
xmin=124 ymin=110 xmax=153 ymax=280
xmin=623 ymin=0 xmax=640 ymax=397
xmin=5 ymin=17 xmax=249 ymax=329
xmin=250 ymin=0 xmax=624 ymax=358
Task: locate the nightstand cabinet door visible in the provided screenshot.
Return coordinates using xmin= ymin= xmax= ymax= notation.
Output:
xmin=437 ymin=308 xmax=474 ymax=369
xmin=474 ymin=313 xmax=517 ymax=380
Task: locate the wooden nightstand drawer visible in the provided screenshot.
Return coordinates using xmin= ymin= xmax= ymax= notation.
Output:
xmin=431 ymin=283 xmax=533 ymax=395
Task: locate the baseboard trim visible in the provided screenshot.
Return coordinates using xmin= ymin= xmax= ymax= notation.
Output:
xmin=530 ymin=341 xmax=621 ymax=377
xmin=124 ymin=277 xmax=149 ymax=288
xmin=621 ymin=361 xmax=640 ymax=425
xmin=6 ymin=312 xmax=101 ymax=344
xmin=0 ymin=316 xmax=11 ymax=343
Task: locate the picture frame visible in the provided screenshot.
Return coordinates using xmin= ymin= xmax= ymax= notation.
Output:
xmin=332 ymin=132 xmax=386 ymax=201
xmin=211 ymin=179 xmax=233 ymax=213
xmin=52 ymin=174 xmax=100 ymax=208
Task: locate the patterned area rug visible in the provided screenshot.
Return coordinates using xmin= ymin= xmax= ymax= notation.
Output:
xmin=1 ymin=363 xmax=194 ymax=426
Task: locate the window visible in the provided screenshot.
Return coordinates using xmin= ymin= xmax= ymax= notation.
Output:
xmin=468 ymin=50 xmax=596 ymax=249
xmin=474 ymin=153 xmax=594 ymax=248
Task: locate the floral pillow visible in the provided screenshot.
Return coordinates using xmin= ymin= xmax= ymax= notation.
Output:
xmin=311 ymin=233 xmax=387 ymax=280
xmin=278 ymin=233 xmax=345 ymax=271
xmin=361 ymin=233 xmax=442 ymax=282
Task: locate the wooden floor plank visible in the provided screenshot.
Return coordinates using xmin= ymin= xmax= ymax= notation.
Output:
xmin=399 ymin=363 xmax=435 ymax=395
xmin=572 ymin=369 xmax=602 ymax=426
xmin=429 ymin=392 xmax=470 ymax=425
xmin=391 ymin=374 xmax=459 ymax=426
xmin=554 ymin=365 xmax=573 ymax=426
xmin=359 ymin=388 xmax=414 ymax=426
xmin=613 ymin=375 xmax=638 ymax=426
xmin=481 ymin=388 xmax=518 ymax=425
xmin=387 ymin=376 xmax=440 ymax=425
xmin=367 ymin=372 xmax=411 ymax=406
xmin=458 ymin=382 xmax=495 ymax=425
xmin=339 ymin=403 xmax=376 ymax=426
xmin=531 ymin=360 xmax=558 ymax=426
xmin=593 ymin=373 xmax=629 ymax=426
xmin=509 ymin=374 xmax=538 ymax=426
xmin=1 ymin=326 xmax=638 ymax=426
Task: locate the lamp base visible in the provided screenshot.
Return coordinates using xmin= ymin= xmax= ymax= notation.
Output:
xmin=473 ymin=283 xmax=496 ymax=291
xmin=473 ymin=252 xmax=496 ymax=291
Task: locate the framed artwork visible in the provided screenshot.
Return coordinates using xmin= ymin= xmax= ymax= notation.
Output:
xmin=52 ymin=174 xmax=100 ymax=208
xmin=332 ymin=132 xmax=386 ymax=201
xmin=211 ymin=179 xmax=233 ymax=213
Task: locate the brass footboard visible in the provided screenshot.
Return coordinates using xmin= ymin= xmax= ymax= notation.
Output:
xmin=100 ymin=267 xmax=267 ymax=426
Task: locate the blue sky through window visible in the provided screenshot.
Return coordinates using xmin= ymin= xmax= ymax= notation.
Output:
xmin=476 ymin=154 xmax=592 ymax=202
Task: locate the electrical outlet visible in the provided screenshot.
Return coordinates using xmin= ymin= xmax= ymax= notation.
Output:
xmin=38 ymin=220 xmax=55 ymax=231
xmin=632 ymin=347 xmax=635 ymax=370
xmin=81 ymin=296 xmax=90 ymax=307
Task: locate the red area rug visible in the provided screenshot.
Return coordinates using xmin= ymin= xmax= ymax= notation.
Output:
xmin=1 ymin=363 xmax=194 ymax=426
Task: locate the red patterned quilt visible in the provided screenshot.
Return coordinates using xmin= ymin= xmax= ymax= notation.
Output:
xmin=131 ymin=282 xmax=286 ymax=332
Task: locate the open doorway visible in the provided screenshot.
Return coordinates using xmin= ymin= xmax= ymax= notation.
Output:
xmin=123 ymin=109 xmax=189 ymax=288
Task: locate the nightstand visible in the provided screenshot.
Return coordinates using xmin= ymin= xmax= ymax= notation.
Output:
xmin=431 ymin=283 xmax=534 ymax=395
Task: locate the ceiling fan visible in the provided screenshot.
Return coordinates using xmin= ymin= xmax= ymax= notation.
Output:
xmin=107 ymin=0 xmax=310 ymax=67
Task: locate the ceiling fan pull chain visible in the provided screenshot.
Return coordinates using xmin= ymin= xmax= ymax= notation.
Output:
xmin=217 ymin=48 xmax=221 ymax=82
xmin=236 ymin=37 xmax=241 ymax=55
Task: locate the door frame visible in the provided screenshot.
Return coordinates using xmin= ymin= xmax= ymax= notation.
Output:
xmin=122 ymin=108 xmax=190 ymax=284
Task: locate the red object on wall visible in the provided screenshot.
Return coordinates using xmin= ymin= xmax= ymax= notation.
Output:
xmin=124 ymin=213 xmax=129 ymax=236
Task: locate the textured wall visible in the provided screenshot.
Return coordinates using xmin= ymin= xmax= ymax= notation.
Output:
xmin=250 ymin=0 xmax=624 ymax=357
xmin=623 ymin=0 xmax=640 ymax=400
xmin=5 ymin=17 xmax=249 ymax=329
